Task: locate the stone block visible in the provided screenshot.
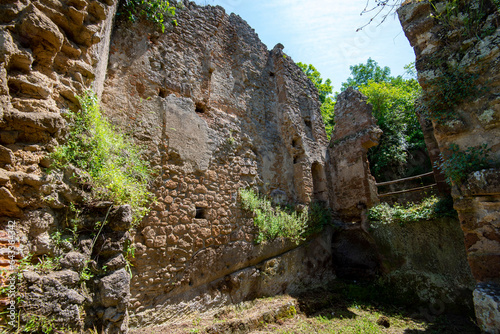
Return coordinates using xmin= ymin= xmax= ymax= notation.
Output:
xmin=474 ymin=283 xmax=500 ymax=334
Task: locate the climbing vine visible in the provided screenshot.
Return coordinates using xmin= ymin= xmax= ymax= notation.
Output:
xmin=422 ymin=64 xmax=484 ymax=122
xmin=435 ymin=143 xmax=492 ymax=185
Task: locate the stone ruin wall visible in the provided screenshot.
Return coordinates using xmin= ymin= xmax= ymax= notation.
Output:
xmin=2 ymin=0 xmax=497 ymax=331
xmin=326 ymin=87 xmax=382 ymax=224
xmin=102 ymin=1 xmax=333 ymax=326
xmin=0 ymin=0 xmax=334 ymax=331
xmin=398 ymin=0 xmax=500 ymax=332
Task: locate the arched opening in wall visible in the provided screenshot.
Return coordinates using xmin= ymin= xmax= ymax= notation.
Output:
xmin=311 ymin=162 xmax=328 ymax=203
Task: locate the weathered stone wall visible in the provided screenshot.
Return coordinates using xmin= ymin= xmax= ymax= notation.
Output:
xmin=398 ymin=1 xmax=500 ymax=332
xmin=0 ymin=0 xmax=123 ymax=332
xmin=100 ymin=1 xmax=331 ymax=328
xmin=371 ymin=217 xmax=475 ymax=311
xmin=326 ymin=87 xmax=382 ymax=224
xmin=324 ymin=88 xmax=383 ymax=281
xmin=0 ymin=0 xmax=334 ymax=330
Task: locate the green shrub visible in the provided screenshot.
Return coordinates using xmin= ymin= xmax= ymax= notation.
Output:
xmin=51 ymin=91 xmax=154 ymax=222
xmin=435 ymin=143 xmax=492 ymax=185
xmin=369 ymin=195 xmax=456 ymax=226
xmin=239 ymin=189 xmax=331 ymax=244
xmin=118 ymin=0 xmax=180 ymax=32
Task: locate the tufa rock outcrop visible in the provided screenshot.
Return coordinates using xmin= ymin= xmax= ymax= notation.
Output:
xmin=398 ymin=0 xmax=500 ymax=332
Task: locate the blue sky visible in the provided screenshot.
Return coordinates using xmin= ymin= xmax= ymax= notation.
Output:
xmin=192 ymin=0 xmax=416 ymax=92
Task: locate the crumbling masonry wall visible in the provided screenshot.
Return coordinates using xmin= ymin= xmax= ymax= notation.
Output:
xmin=101 ymin=1 xmax=332 ymax=326
xmin=1 ymin=0 xmax=334 ymax=331
xmin=398 ymin=1 xmax=500 ymax=332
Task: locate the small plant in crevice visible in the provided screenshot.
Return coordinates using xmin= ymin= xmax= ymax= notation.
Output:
xmin=124 ymin=240 xmax=136 ymax=278
xmin=51 ymin=91 xmax=154 ymax=223
xmin=435 ymin=143 xmax=492 ymax=185
xmin=22 ymin=313 xmax=66 ymax=334
xmin=239 ymin=189 xmax=331 ymax=244
xmin=117 ymin=0 xmax=181 ymax=32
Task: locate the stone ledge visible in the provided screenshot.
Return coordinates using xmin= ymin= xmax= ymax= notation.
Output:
xmin=474 ymin=282 xmax=500 ymax=334
xmin=459 ymin=168 xmax=500 ymax=197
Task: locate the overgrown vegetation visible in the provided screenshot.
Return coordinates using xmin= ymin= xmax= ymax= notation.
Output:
xmin=368 ymin=195 xmax=456 ymax=226
xmin=118 ymin=0 xmax=181 ymax=32
xmin=239 ymin=189 xmax=331 ymax=244
xmin=435 ymin=143 xmax=492 ymax=185
xmin=361 ymin=76 xmax=425 ymax=179
xmin=51 ymin=91 xmax=154 ymax=222
xmin=429 ymin=0 xmax=496 ymax=39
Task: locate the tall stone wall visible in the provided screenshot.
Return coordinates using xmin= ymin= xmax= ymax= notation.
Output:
xmin=101 ymin=1 xmax=332 ymax=327
xmin=326 ymin=87 xmax=381 ymax=224
xmin=0 ymin=0 xmax=121 ymax=332
xmin=0 ymin=0 xmax=334 ymax=332
xmin=398 ymin=1 xmax=500 ymax=332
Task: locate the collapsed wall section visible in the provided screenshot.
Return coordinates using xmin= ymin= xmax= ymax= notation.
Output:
xmin=101 ymin=1 xmax=331 ymax=327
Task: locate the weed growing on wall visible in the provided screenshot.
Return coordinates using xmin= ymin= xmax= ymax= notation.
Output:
xmin=435 ymin=143 xmax=492 ymax=185
xmin=369 ymin=195 xmax=457 ymax=226
xmin=118 ymin=0 xmax=180 ymax=32
xmin=51 ymin=91 xmax=154 ymax=222
xmin=239 ymin=189 xmax=331 ymax=244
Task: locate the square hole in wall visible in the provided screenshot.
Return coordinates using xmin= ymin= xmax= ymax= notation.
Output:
xmin=195 ymin=207 xmax=206 ymax=219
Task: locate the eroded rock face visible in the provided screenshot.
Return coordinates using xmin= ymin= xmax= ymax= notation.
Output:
xmin=325 ymin=87 xmax=382 ymax=223
xmin=99 ymin=1 xmax=330 ymax=327
xmin=398 ymin=0 xmax=500 ymax=329
xmin=474 ymin=283 xmax=500 ymax=334
xmin=0 ymin=0 xmax=128 ymax=332
xmin=371 ymin=217 xmax=475 ymax=310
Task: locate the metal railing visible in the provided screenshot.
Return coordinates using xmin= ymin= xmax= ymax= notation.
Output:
xmin=376 ymin=171 xmax=437 ymax=198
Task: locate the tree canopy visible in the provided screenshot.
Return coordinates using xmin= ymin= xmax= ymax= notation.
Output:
xmin=340 ymin=58 xmax=391 ymax=91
